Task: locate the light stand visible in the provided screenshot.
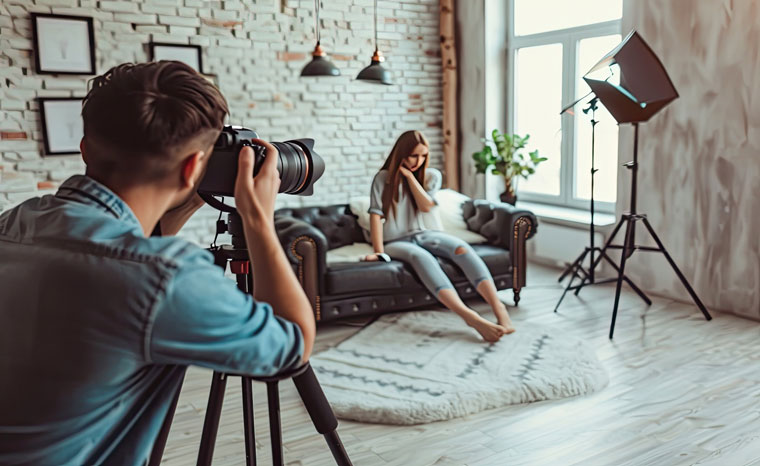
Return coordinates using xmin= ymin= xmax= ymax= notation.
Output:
xmin=579 ymin=122 xmax=711 ymax=338
xmin=554 ymin=97 xmax=652 ymax=313
xmin=555 ymin=30 xmax=712 ymax=339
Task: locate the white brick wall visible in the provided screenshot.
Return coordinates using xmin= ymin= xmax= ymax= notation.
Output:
xmin=0 ymin=0 xmax=443 ymax=246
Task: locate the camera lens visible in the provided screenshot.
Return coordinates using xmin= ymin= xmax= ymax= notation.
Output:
xmin=253 ymin=140 xmax=324 ymax=196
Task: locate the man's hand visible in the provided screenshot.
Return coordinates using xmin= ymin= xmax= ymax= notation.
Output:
xmin=234 ymin=140 xmax=280 ymax=232
xmin=157 ymin=192 xmax=205 ymax=236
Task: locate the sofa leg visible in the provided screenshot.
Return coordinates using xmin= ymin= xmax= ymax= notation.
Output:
xmin=513 ymin=289 xmax=521 ymax=306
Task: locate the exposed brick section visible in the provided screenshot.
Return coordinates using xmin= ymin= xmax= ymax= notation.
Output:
xmin=0 ymin=0 xmax=443 ymax=246
xmin=276 ymin=51 xmax=306 ymax=61
xmin=200 ymin=18 xmax=243 ymax=28
xmin=37 ymin=181 xmax=57 ymax=190
xmin=1 ymin=132 xmax=28 ymax=140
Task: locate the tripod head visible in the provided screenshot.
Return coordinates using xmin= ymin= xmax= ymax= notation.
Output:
xmin=208 ymin=211 xmax=251 ymax=272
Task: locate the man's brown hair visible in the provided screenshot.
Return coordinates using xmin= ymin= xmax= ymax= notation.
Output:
xmin=82 ymin=61 xmax=229 ymax=182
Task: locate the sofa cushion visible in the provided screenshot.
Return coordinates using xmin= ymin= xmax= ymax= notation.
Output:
xmin=326 ymin=261 xmax=410 ymax=295
xmin=324 ymin=244 xmax=511 ymax=296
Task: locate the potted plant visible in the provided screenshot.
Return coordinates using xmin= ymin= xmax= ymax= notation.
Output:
xmin=472 ymin=129 xmax=547 ymax=205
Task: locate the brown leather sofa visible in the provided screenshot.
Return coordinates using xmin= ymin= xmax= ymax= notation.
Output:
xmin=274 ymin=199 xmax=537 ymax=323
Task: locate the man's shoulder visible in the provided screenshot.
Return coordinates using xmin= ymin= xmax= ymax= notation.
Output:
xmin=136 ymin=236 xmax=215 ymax=269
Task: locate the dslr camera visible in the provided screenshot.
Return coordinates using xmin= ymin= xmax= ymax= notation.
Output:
xmin=198 ymin=126 xmax=325 ymax=212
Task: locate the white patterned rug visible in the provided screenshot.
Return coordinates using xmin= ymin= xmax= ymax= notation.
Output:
xmin=311 ymin=310 xmax=608 ymax=425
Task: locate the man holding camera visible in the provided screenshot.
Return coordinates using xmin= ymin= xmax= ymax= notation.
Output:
xmin=0 ymin=62 xmax=316 ymax=465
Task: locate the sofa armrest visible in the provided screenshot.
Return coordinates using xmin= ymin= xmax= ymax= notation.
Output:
xmin=462 ymin=199 xmax=537 ymax=249
xmin=274 ymin=216 xmax=328 ymax=320
xmin=462 ymin=200 xmax=537 ymax=297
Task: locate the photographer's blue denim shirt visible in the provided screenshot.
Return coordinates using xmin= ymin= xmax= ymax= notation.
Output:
xmin=0 ymin=175 xmax=304 ymax=465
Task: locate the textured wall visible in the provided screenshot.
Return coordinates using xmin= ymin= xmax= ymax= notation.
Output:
xmin=0 ymin=0 xmax=443 ymax=245
xmin=620 ymin=0 xmax=760 ymax=319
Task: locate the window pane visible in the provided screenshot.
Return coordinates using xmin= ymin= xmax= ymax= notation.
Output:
xmin=575 ymin=35 xmax=621 ymax=203
xmin=514 ymin=43 xmax=563 ymax=197
xmin=514 ymin=0 xmax=622 ymax=36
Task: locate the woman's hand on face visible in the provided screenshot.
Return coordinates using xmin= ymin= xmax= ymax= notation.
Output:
xmin=399 ymin=165 xmax=414 ymax=179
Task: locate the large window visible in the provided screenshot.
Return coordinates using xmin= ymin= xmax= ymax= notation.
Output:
xmin=509 ymin=0 xmax=622 ymax=211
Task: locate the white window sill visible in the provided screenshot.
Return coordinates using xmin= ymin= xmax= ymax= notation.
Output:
xmin=515 ymin=200 xmax=616 ymax=229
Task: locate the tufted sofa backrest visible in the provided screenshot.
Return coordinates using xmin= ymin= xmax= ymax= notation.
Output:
xmin=274 ymin=204 xmax=364 ymax=250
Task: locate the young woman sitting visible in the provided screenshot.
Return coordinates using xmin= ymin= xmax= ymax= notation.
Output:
xmin=364 ymin=130 xmax=515 ymax=342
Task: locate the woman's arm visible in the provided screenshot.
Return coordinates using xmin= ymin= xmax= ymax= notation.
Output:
xmin=366 ymin=213 xmax=385 ymax=261
xmin=400 ymin=167 xmax=436 ymax=212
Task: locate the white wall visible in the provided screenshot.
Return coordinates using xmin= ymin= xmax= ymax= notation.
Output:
xmin=0 ymin=0 xmax=444 ymax=245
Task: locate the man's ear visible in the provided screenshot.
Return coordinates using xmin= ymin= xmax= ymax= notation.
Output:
xmin=180 ymin=150 xmax=205 ymax=189
xmin=80 ymin=139 xmax=88 ymax=166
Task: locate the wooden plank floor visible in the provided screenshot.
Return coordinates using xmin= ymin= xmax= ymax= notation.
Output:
xmin=160 ymin=263 xmax=760 ymax=466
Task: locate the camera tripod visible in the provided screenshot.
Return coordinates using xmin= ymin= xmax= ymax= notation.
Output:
xmin=197 ymin=212 xmax=353 ymax=466
xmin=555 ymin=98 xmax=652 ymax=313
xmin=565 ymin=123 xmax=712 ymax=339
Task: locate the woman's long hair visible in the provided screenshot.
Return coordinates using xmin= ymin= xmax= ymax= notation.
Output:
xmin=380 ymin=130 xmax=430 ymax=218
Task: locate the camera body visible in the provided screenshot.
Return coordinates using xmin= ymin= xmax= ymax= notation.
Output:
xmin=198 ymin=126 xmax=325 ymax=199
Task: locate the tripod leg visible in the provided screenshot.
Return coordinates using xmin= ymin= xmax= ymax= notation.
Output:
xmin=292 ymin=365 xmax=353 ymax=466
xmin=197 ymin=371 xmax=228 ymax=466
xmin=266 ymin=381 xmax=283 ymax=466
xmin=641 ymin=218 xmax=712 ymax=321
xmin=554 ymin=249 xmax=588 ymax=313
xmin=242 ymin=377 xmax=256 ymax=466
xmin=600 ymin=251 xmax=652 ymax=306
xmin=149 ymin=370 xmax=184 ymax=466
xmin=609 ymin=219 xmax=634 ymax=340
xmin=576 ymin=217 xmax=626 ymax=296
xmin=558 ymin=252 xmax=584 ymax=283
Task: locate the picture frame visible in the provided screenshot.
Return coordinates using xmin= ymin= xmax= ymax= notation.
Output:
xmin=31 ymin=13 xmax=96 ymax=75
xmin=149 ymin=42 xmax=204 ymax=73
xmin=38 ymin=97 xmax=84 ymax=155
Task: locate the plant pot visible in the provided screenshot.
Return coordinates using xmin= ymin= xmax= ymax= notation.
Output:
xmin=499 ymin=177 xmax=517 ymax=205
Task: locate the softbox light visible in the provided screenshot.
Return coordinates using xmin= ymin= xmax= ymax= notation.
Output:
xmin=583 ymin=30 xmax=679 ymax=124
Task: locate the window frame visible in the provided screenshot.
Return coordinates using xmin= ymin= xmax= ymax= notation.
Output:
xmin=506 ymin=1 xmax=622 ymax=213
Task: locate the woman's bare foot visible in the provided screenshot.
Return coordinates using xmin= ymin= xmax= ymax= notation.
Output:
xmin=464 ymin=313 xmax=506 ymax=342
xmin=493 ymin=302 xmax=516 ymax=334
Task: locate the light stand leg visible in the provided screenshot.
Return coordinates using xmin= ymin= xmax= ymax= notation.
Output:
xmin=558 ymin=253 xmax=583 ymax=283
xmin=599 ymin=250 xmax=652 ymax=305
xmin=554 ymin=248 xmax=589 ymax=312
xmin=575 ymin=217 xmax=625 ymax=296
xmin=609 ymin=218 xmax=635 ymax=339
xmin=641 ymin=217 xmax=712 ymax=321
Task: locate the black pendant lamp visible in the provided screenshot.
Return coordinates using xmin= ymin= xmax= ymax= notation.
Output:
xmin=356 ymin=0 xmax=392 ymax=85
xmin=301 ymin=0 xmax=340 ymax=77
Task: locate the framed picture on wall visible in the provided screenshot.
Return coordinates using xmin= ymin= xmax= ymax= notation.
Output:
xmin=38 ymin=98 xmax=84 ymax=155
xmin=31 ymin=13 xmax=96 ymax=75
xmin=149 ymin=43 xmax=204 ymax=73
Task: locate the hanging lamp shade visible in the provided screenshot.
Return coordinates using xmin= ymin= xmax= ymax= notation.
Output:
xmin=356 ymin=0 xmax=393 ymax=85
xmin=356 ymin=49 xmax=392 ymax=85
xmin=300 ymin=0 xmax=340 ymax=77
xmin=301 ymin=43 xmax=340 ymax=77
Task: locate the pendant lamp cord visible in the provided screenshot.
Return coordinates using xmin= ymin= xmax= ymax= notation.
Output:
xmin=315 ymin=0 xmax=320 ymax=45
xmin=373 ymin=0 xmax=378 ymax=52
